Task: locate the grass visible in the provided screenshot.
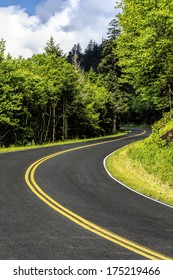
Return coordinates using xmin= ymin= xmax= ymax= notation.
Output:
xmin=159 ymin=119 xmax=173 ymax=136
xmin=0 ymin=131 xmax=127 ymax=153
xmin=106 ymin=141 xmax=173 ymax=207
xmin=129 ymin=140 xmax=173 ymax=186
xmin=106 ymin=112 xmax=173 ymax=207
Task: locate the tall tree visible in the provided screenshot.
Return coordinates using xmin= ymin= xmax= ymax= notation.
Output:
xmin=117 ymin=0 xmax=173 ymax=118
xmin=39 ymin=48 xmax=79 ymax=142
xmin=82 ymin=40 xmax=102 ymax=72
xmin=0 ymin=56 xmax=25 ymax=145
xmin=99 ymin=18 xmax=128 ymax=132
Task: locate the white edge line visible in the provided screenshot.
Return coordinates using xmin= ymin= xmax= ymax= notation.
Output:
xmin=103 ymin=144 xmax=173 ymax=210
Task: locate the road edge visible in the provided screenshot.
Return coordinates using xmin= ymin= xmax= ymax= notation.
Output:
xmin=103 ymin=145 xmax=173 ymax=210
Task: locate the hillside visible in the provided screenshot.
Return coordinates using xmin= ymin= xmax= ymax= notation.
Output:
xmin=106 ymin=111 xmax=173 ymax=206
xmin=129 ymin=112 xmax=173 ymax=187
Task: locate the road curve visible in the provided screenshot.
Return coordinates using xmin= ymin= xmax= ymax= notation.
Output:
xmin=0 ymin=129 xmax=173 ymax=259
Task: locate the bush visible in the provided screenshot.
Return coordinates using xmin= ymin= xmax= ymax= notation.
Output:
xmin=129 ymin=111 xmax=173 ymax=187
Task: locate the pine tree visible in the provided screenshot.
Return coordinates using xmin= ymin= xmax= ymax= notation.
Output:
xmin=44 ymin=36 xmax=63 ymax=57
xmin=82 ymin=40 xmax=102 ymax=72
xmin=98 ymin=18 xmax=128 ymax=132
xmin=67 ymin=43 xmax=83 ymax=70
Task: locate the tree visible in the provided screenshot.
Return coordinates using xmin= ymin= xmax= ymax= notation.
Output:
xmin=99 ymin=19 xmax=120 ymax=81
xmin=98 ymin=18 xmax=128 ymax=132
xmin=44 ymin=36 xmax=63 ymax=57
xmin=17 ymin=57 xmax=49 ymax=144
xmin=82 ymin=40 xmax=102 ymax=72
xmin=117 ymin=0 xmax=173 ymax=119
xmin=0 ymin=56 xmax=24 ymax=145
xmin=67 ymin=43 xmax=83 ymax=70
xmin=1 ymin=31 xmax=128 ymax=147
xmin=36 ymin=44 xmax=79 ymax=142
xmin=0 ymin=39 xmax=5 ymax=62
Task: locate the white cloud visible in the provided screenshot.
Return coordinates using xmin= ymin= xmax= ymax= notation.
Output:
xmin=0 ymin=0 xmax=117 ymax=58
xmin=36 ymin=0 xmax=68 ymax=22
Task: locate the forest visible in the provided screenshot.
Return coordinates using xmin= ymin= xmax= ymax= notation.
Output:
xmin=0 ymin=0 xmax=173 ymax=147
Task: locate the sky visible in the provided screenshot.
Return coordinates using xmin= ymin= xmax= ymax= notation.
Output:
xmin=0 ymin=0 xmax=118 ymax=58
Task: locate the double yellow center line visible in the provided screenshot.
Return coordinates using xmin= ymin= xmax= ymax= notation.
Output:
xmin=25 ymin=131 xmax=171 ymax=260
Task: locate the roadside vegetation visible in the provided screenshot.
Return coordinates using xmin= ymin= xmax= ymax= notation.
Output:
xmin=0 ymin=131 xmax=126 ymax=153
xmin=129 ymin=112 xmax=173 ymax=186
xmin=106 ymin=111 xmax=173 ymax=206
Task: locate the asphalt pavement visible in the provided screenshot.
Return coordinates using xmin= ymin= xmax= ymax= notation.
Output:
xmin=0 ymin=129 xmax=173 ymax=260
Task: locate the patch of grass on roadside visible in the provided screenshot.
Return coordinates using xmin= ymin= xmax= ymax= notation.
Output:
xmin=106 ymin=143 xmax=173 ymax=206
xmin=129 ymin=140 xmax=173 ymax=187
xmin=106 ymin=112 xmax=173 ymax=206
xmin=0 ymin=131 xmax=127 ymax=153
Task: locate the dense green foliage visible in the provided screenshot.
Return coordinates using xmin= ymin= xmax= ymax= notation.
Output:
xmin=115 ymin=0 xmax=173 ymax=188
xmin=129 ymin=111 xmax=173 ymax=186
xmin=1 ymin=1 xmax=173 ymax=147
xmin=0 ymin=38 xmax=119 ymax=146
xmin=116 ymin=0 xmax=173 ymax=122
xmin=67 ymin=19 xmax=129 ymax=131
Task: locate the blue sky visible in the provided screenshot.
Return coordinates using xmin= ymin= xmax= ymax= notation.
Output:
xmin=0 ymin=0 xmax=117 ymax=57
xmin=0 ymin=0 xmax=44 ymax=14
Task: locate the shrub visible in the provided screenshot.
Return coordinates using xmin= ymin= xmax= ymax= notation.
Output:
xmin=129 ymin=111 xmax=173 ymax=187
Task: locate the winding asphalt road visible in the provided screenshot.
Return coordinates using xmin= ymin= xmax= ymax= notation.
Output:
xmin=0 ymin=129 xmax=173 ymax=260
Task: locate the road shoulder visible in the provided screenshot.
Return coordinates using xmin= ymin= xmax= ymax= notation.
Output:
xmin=105 ymin=143 xmax=173 ymax=208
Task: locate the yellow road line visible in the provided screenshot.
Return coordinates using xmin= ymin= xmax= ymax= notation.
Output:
xmin=25 ymin=131 xmax=171 ymax=260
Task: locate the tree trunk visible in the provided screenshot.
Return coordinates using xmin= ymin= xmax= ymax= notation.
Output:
xmin=40 ymin=111 xmax=46 ymax=143
xmin=62 ymin=97 xmax=68 ymax=140
xmin=52 ymin=103 xmax=56 ymax=142
xmin=112 ymin=113 xmax=117 ymax=134
xmin=44 ymin=105 xmax=51 ymax=142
